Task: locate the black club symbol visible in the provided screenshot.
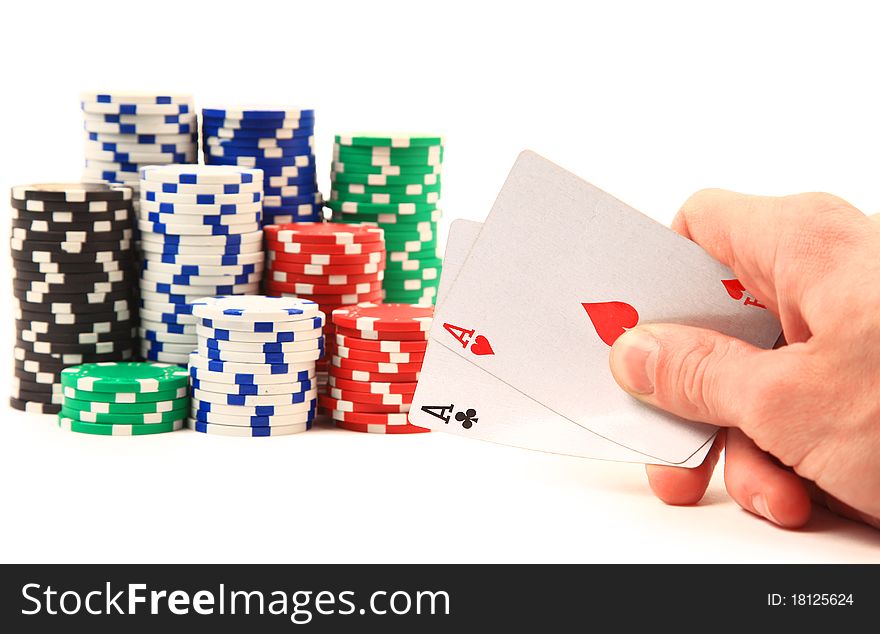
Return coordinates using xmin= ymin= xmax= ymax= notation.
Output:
xmin=454 ymin=408 xmax=478 ymax=429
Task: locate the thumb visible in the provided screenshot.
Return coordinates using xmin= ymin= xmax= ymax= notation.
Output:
xmin=609 ymin=324 xmax=773 ymax=428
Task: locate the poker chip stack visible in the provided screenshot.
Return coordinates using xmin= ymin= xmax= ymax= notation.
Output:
xmin=58 ymin=362 xmax=189 ymax=436
xmin=80 ymin=92 xmax=198 ymax=204
xmin=10 ymin=183 xmax=137 ymax=415
xmin=137 ymin=165 xmax=265 ymax=364
xmin=328 ymin=134 xmax=443 ymax=304
xmin=262 ymin=222 xmax=386 ymax=388
xmin=201 ymin=107 xmax=321 ymax=225
xmin=324 ymin=303 xmax=432 ymax=434
xmin=186 ymin=296 xmax=324 ymax=437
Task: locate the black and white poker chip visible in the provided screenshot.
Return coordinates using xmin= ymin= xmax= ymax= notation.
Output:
xmin=11 ymin=257 xmax=133 ymax=274
xmin=9 ymin=396 xmax=61 ymax=415
xmin=10 ymin=183 xmax=132 ymax=203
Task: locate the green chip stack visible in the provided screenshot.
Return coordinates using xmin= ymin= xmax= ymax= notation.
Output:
xmin=58 ymin=361 xmax=189 ymax=435
xmin=328 ymin=133 xmax=443 ymax=304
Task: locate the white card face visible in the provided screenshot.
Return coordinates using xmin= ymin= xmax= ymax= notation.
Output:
xmin=431 ymin=151 xmax=782 ymax=464
xmin=410 ymin=219 xmax=714 ymax=466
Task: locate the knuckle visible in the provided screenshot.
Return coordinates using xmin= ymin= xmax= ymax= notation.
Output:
xmin=659 ymin=333 xmax=738 ymax=421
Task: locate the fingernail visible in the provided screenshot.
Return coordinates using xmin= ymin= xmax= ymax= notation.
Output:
xmin=750 ymin=493 xmax=781 ymax=525
xmin=610 ymin=329 xmax=658 ymax=395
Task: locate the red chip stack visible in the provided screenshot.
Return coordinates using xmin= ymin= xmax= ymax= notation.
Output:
xmin=321 ymin=302 xmax=432 ymax=433
xmin=262 ymin=222 xmax=386 ymax=388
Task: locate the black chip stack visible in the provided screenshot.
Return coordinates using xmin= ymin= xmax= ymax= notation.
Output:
xmin=10 ymin=183 xmax=138 ymax=414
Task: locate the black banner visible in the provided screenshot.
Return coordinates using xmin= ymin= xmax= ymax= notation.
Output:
xmin=0 ymin=564 xmax=875 ymax=631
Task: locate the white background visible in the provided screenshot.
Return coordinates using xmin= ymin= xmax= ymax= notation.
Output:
xmin=1 ymin=0 xmax=879 ymax=563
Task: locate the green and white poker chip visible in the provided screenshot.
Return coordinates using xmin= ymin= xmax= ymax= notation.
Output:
xmin=60 ymin=361 xmax=188 ymax=393
xmin=60 ymin=405 xmax=188 ymax=424
xmin=62 ymin=395 xmax=189 ymax=415
xmin=334 ymin=133 xmax=444 ymax=148
xmin=330 ymin=171 xmax=441 ymax=187
xmin=62 ymin=385 xmax=187 ymax=403
xmin=58 ymin=417 xmax=184 ymax=436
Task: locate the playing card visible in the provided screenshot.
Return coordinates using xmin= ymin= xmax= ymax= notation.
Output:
xmin=431 ymin=151 xmax=781 ymax=464
xmin=410 ymin=218 xmax=715 ymax=466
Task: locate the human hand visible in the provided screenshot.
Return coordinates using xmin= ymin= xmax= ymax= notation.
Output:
xmin=608 ymin=189 xmax=880 ymax=529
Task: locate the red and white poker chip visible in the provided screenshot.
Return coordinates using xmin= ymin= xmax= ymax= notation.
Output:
xmin=265 ymin=222 xmax=383 ymax=245
xmin=266 ymin=238 xmax=385 ymax=256
xmin=330 ymin=355 xmax=423 ymax=374
xmin=334 ymin=420 xmax=429 ymax=434
xmin=328 ymin=386 xmax=414 ymax=406
xmin=335 ymin=345 xmax=424 ymax=364
xmin=266 ymin=258 xmax=385 ymax=276
xmin=265 ymin=279 xmax=383 ymax=296
xmin=267 ymin=250 xmax=384 ymax=266
xmin=333 ymin=325 xmax=429 ymax=342
xmin=328 ymin=409 xmax=411 ymax=425
xmin=318 ymin=394 xmax=409 ymax=414
xmin=268 ymin=269 xmax=384 ymax=286
xmin=328 ymin=375 xmax=418 ymax=395
xmin=331 ymin=302 xmax=433 ymax=332
xmin=329 ymin=367 xmax=421 ymax=383
xmin=334 ymin=333 xmax=428 ymax=353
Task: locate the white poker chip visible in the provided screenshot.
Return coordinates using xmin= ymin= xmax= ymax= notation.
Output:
xmin=140 ymin=164 xmax=263 ymax=185
xmin=190 ymin=295 xmax=321 ymax=323
xmin=191 ymin=399 xmax=316 ymax=418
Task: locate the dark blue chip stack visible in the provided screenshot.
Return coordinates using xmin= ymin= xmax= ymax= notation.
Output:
xmin=201 ymin=107 xmax=321 ymax=225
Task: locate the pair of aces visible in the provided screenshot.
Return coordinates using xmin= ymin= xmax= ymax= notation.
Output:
xmin=409 ymin=151 xmax=781 ymax=466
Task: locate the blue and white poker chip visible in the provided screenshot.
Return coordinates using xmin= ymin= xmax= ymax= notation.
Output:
xmin=190 ymin=376 xmax=313 ymax=396
xmin=190 ymin=295 xmax=321 ymax=322
xmin=81 ymin=100 xmax=192 ymax=116
xmin=193 ymin=387 xmax=317 ymax=408
xmin=205 ymin=142 xmax=315 ymax=160
xmin=189 ymin=365 xmax=315 ymax=385
xmin=137 ymin=219 xmax=261 ymax=236
xmin=202 ymin=107 xmax=314 ymax=120
xmin=203 ymin=336 xmax=324 ymax=354
xmin=188 ymin=352 xmax=316 ymax=376
xmin=143 ymin=211 xmax=261 ymax=227
xmin=81 ymin=91 xmax=193 ymax=105
xmin=141 ymin=269 xmax=262 ymax=287
xmin=196 ymin=318 xmax=323 ymax=341
xmin=205 ymin=133 xmax=314 ymax=148
xmin=142 ymin=258 xmax=263 ymax=277
xmin=140 ymin=164 xmax=263 ymax=185
xmin=141 ymin=190 xmax=262 ymax=205
xmin=140 ymin=199 xmax=262 ymax=216
xmin=196 ymin=345 xmax=323 ymax=365
xmin=186 ymin=420 xmax=311 ymax=435
xmin=140 ymin=180 xmax=262 ymax=195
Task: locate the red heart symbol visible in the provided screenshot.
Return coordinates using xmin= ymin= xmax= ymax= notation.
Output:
xmin=722 ymin=279 xmax=746 ymax=301
xmin=582 ymin=301 xmax=639 ymax=347
xmin=469 ymin=335 xmax=494 ymax=356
